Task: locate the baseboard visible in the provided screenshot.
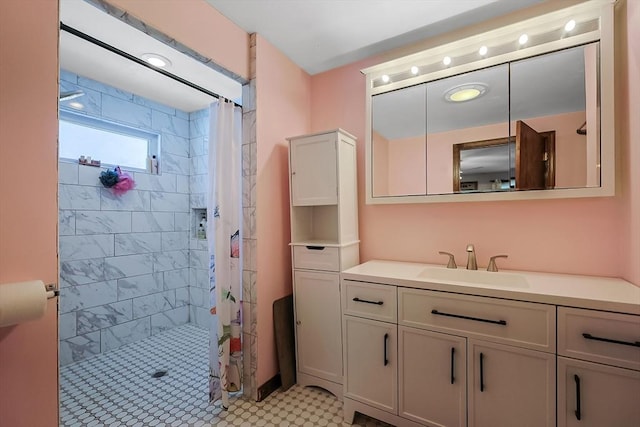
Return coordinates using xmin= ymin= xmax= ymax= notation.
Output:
xmin=256 ymin=373 xmax=282 ymax=402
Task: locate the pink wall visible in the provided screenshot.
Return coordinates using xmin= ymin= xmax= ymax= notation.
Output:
xmin=310 ymin=6 xmax=638 ymax=283
xmin=0 ymin=0 xmax=60 ymax=425
xmin=616 ymin=0 xmax=640 ymax=285
xmin=107 ymin=0 xmax=250 ymax=80
xmin=254 ymin=36 xmax=311 ymax=386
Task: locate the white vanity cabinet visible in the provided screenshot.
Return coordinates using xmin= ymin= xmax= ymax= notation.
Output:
xmin=557 ymin=307 xmax=640 ymax=426
xmin=288 ymin=129 xmax=359 ymax=399
xmin=399 ymin=327 xmax=466 ymax=427
xmin=344 ymin=316 xmax=398 ymax=413
xmin=467 ymin=340 xmax=555 ymax=427
xmin=399 ymin=287 xmax=556 ymax=427
xmin=340 ymin=260 xmax=640 ymax=427
xmin=343 ymin=280 xmax=557 ymax=427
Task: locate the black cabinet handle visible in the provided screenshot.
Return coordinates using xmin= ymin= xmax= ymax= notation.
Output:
xmin=305 ymin=246 xmax=325 ymax=250
xmin=431 ymin=309 xmax=507 ymax=326
xmin=574 ymin=374 xmax=582 ymax=421
xmin=582 ymin=333 xmax=640 ymax=348
xmin=450 ymin=347 xmax=455 ymax=385
xmin=353 ymin=297 xmax=384 ymax=305
xmin=480 ymin=352 xmax=485 ymax=392
xmin=383 ymin=333 xmax=389 ymax=366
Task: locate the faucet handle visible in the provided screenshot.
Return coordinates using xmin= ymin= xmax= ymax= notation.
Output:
xmin=438 ymin=251 xmax=457 ymax=269
xmin=487 ymin=255 xmax=508 ymax=272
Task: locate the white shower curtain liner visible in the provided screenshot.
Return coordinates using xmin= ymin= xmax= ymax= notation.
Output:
xmin=208 ymin=99 xmax=243 ymax=409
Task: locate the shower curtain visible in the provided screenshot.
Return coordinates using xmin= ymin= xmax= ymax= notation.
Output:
xmin=208 ymin=99 xmax=243 ymax=408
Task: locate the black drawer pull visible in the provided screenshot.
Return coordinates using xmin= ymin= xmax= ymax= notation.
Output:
xmin=480 ymin=352 xmax=485 ymax=392
xmin=305 ymin=246 xmax=325 ymax=250
xmin=450 ymin=347 xmax=455 ymax=385
xmin=574 ymin=374 xmax=582 ymax=421
xmin=353 ymin=297 xmax=383 ymax=305
xmin=383 ymin=333 xmax=389 ymax=366
xmin=431 ymin=309 xmax=507 ymax=326
xmin=582 ymin=333 xmax=640 ymax=348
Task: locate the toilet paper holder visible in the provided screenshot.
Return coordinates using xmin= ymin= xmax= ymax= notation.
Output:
xmin=45 ymin=283 xmax=59 ymax=299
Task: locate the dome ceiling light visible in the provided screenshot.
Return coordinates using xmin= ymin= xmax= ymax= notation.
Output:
xmin=444 ymin=83 xmax=488 ymax=102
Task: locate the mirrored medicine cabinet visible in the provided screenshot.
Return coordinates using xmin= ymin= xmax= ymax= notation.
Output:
xmin=363 ymin=0 xmax=615 ymax=204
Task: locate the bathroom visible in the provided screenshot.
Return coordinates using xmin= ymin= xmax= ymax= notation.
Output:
xmin=0 ymin=0 xmax=638 ymax=426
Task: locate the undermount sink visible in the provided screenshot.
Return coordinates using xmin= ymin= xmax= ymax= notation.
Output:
xmin=417 ymin=267 xmax=529 ymax=288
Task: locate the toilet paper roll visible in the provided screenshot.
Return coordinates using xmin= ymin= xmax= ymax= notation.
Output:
xmin=0 ymin=280 xmax=48 ymax=327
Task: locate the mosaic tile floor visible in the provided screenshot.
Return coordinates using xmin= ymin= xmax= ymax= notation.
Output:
xmin=60 ymin=324 xmax=391 ymax=427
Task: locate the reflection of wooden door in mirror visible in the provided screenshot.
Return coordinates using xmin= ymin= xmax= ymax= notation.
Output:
xmin=516 ymin=120 xmax=555 ymax=190
xmin=452 ymin=122 xmax=556 ymax=192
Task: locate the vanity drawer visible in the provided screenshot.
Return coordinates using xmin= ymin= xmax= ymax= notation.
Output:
xmin=398 ymin=288 xmax=555 ymax=352
xmin=293 ymin=245 xmax=340 ymax=271
xmin=558 ymin=307 xmax=640 ymax=371
xmin=342 ymin=280 xmax=396 ymax=323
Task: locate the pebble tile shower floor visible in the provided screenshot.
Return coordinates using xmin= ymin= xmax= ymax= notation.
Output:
xmin=59 ymin=324 xmax=391 ymax=427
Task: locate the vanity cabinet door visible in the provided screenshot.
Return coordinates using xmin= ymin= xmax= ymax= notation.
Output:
xmin=294 ymin=270 xmax=342 ymax=384
xmin=399 ymin=326 xmax=466 ymax=427
xmin=558 ymin=357 xmax=640 ymax=427
xmin=468 ymin=339 xmax=556 ymax=427
xmin=343 ymin=316 xmax=397 ymax=414
xmin=290 ymin=133 xmax=337 ymax=206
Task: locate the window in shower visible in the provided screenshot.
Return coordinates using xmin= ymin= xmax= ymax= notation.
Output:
xmin=59 ymin=110 xmax=160 ymax=171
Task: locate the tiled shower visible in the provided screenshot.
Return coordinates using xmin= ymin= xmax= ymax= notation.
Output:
xmin=58 ymin=70 xmax=212 ymax=365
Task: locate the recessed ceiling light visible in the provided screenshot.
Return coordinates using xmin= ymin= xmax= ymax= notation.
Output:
xmin=443 ymin=56 xmax=452 ymax=66
xmin=479 ymin=46 xmax=488 ymax=56
xmin=444 ymin=83 xmax=488 ymax=103
xmin=410 ymin=66 xmax=419 ymax=75
xmin=519 ymin=34 xmax=529 ymax=45
xmin=141 ymin=53 xmax=172 ymax=68
xmin=564 ymin=19 xmax=576 ymax=32
xmin=69 ymin=101 xmax=84 ymax=110
xmin=381 ymin=74 xmax=390 ymax=83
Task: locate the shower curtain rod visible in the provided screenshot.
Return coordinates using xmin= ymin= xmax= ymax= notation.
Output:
xmin=60 ymin=22 xmax=242 ymax=108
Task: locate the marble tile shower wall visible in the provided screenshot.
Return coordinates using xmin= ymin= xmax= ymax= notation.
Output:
xmin=188 ymin=108 xmax=212 ymax=329
xmin=58 ymin=70 xmax=196 ymax=365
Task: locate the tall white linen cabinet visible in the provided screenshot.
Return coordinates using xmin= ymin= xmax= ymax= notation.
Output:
xmin=287 ymin=129 xmax=360 ymax=399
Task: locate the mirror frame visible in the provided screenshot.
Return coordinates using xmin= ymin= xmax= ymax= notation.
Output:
xmin=363 ymin=0 xmax=615 ymax=204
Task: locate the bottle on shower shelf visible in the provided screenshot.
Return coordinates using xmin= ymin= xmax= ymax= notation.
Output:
xmin=148 ymin=155 xmax=159 ymax=174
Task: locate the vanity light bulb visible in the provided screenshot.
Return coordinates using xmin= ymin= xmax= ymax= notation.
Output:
xmin=564 ymin=19 xmax=576 ymax=32
xmin=479 ymin=46 xmax=488 ymax=56
xmin=410 ymin=66 xmax=419 ymax=75
xmin=518 ymin=34 xmax=529 ymax=45
xmin=443 ymin=56 xmax=452 ymax=66
xmin=381 ymin=74 xmax=390 ymax=83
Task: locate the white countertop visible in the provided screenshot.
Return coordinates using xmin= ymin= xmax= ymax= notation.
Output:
xmin=341 ymin=260 xmax=640 ymax=315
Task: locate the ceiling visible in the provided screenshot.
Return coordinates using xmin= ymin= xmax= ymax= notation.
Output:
xmin=59 ymin=0 xmax=242 ymax=113
xmin=59 ymin=0 xmax=546 ymax=112
xmin=206 ymin=0 xmax=545 ymax=75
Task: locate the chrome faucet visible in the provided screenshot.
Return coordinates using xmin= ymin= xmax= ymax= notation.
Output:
xmin=466 ymin=244 xmax=477 ymax=270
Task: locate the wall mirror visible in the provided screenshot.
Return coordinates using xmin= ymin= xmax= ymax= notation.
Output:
xmin=364 ymin=1 xmax=614 ymax=203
